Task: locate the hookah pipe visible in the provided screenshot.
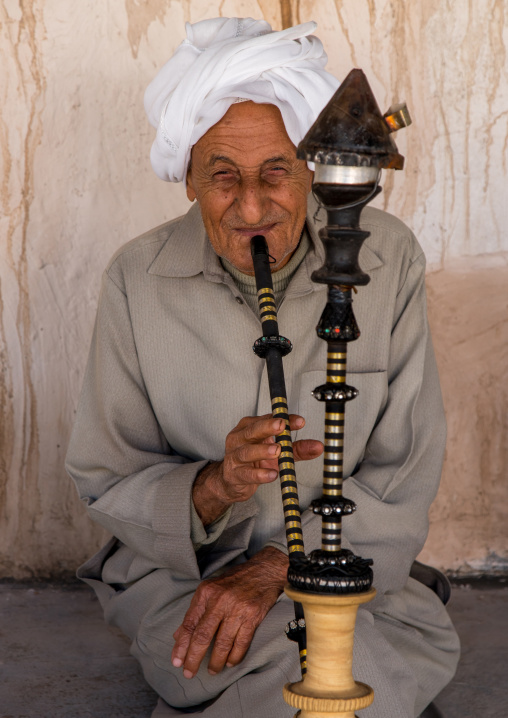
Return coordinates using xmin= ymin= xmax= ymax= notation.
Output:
xmin=283 ymin=70 xmax=411 ymax=717
xmin=251 ymin=69 xmax=410 ymax=717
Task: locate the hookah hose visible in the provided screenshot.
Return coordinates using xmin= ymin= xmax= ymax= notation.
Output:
xmin=250 ymin=235 xmax=307 ymax=676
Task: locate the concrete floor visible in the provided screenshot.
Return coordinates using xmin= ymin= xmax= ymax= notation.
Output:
xmin=0 ymin=580 xmax=506 ymax=718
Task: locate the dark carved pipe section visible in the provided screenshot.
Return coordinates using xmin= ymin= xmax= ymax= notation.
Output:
xmin=287 ymin=69 xmax=410 ymax=595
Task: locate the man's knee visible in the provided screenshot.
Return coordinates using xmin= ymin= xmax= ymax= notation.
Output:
xmin=131 ymin=596 xmax=300 ymax=710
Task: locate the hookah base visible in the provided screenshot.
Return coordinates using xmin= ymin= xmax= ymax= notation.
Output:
xmin=291 ymin=712 xmax=366 ymax=718
xmin=284 ymin=689 xmax=372 ymax=718
xmin=288 ymin=549 xmax=373 ymax=594
xmin=283 ymin=586 xmax=376 ymax=718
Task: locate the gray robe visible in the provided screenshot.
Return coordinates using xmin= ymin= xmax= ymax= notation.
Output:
xmin=66 ymin=198 xmax=460 ymax=718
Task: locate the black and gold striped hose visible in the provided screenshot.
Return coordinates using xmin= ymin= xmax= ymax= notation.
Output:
xmin=250 ymin=235 xmax=306 ymax=675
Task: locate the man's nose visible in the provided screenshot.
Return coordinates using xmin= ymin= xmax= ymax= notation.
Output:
xmin=234 ymin=179 xmax=270 ymax=225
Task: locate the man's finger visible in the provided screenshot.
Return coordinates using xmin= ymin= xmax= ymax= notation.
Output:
xmin=233 ymin=414 xmax=272 ymax=431
xmin=206 ymin=616 xmax=245 ymax=674
xmin=182 ymin=610 xmax=223 ymax=678
xmin=240 ymin=416 xmax=285 ymax=444
xmin=171 ymin=592 xmax=208 ymax=668
xmin=238 ymin=413 xmax=305 ymax=445
xmin=171 ymin=621 xmax=195 ymax=668
xmin=225 ymin=621 xmax=259 ymax=667
xmin=234 ymin=440 xmax=280 ymax=465
xmin=287 ymin=414 xmax=305 ymax=431
xmin=240 ymin=466 xmax=279 ymax=484
xmin=293 ymin=439 xmax=324 ymax=462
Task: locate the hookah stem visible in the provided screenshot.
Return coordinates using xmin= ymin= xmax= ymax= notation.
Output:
xmin=320 ymin=283 xmax=358 ymax=553
xmin=250 ymin=235 xmax=307 ymax=675
xmin=322 ymin=333 xmax=347 ymax=552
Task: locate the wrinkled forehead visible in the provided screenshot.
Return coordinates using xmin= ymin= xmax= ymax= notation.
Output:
xmin=191 ymin=101 xmax=297 ymax=167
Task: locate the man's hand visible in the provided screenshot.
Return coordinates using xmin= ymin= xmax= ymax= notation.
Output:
xmin=193 ymin=413 xmax=323 ymax=526
xmin=171 ymin=546 xmax=289 ymax=678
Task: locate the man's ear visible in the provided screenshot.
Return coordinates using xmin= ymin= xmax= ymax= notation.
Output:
xmin=186 ymin=165 xmax=196 ymax=202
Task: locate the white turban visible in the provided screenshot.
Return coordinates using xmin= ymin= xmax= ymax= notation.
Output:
xmin=144 ymin=17 xmax=339 ymax=182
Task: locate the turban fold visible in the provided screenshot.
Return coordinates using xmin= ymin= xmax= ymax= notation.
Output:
xmin=144 ymin=17 xmax=339 ymax=182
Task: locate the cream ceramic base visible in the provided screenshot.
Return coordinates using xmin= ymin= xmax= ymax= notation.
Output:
xmin=283 ymin=584 xmax=376 ymax=718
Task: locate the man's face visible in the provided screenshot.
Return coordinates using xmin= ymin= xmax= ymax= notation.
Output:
xmin=186 ymin=102 xmax=313 ymax=275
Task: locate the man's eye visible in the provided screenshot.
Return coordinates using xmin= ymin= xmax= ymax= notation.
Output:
xmin=264 ymin=167 xmax=287 ymax=179
xmin=213 ymin=170 xmax=234 ymax=178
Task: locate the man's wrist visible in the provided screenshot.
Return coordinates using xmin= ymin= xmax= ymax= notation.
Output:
xmin=250 ymin=545 xmax=289 ymax=591
xmin=193 ymin=461 xmax=232 ymax=527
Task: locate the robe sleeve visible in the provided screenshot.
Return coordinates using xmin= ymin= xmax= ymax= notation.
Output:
xmin=265 ymin=251 xmax=446 ymax=599
xmin=66 ymin=270 xmax=258 ymax=582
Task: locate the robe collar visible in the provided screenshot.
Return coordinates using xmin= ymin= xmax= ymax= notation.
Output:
xmin=148 ymin=194 xmax=383 ymax=292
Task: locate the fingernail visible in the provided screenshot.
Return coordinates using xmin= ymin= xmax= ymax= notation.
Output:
xmin=226 ymin=662 xmax=234 ymax=668
xmin=296 ymin=417 xmax=304 ymax=427
xmin=268 ymin=444 xmax=279 ymax=455
xmin=183 ymin=669 xmax=193 ymax=679
xmin=172 ymin=658 xmax=183 ymax=668
xmin=208 ymin=669 xmax=217 ymax=675
xmin=269 ymin=470 xmax=278 ymax=480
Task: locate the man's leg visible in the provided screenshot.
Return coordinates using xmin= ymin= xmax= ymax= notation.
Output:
xmin=104 ymin=569 xmax=459 ymax=718
xmin=104 ymin=567 xmax=299 ymax=716
xmin=357 ymin=577 xmax=460 ymax=718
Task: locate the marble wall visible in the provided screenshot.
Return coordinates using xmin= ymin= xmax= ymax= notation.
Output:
xmin=1 ymin=0 xmax=506 ymax=577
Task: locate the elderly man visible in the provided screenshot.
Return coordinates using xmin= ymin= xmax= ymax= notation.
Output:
xmin=66 ymin=18 xmax=459 ymax=718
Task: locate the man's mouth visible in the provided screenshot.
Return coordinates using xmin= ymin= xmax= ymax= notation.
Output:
xmin=233 ymin=224 xmax=277 ymax=238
